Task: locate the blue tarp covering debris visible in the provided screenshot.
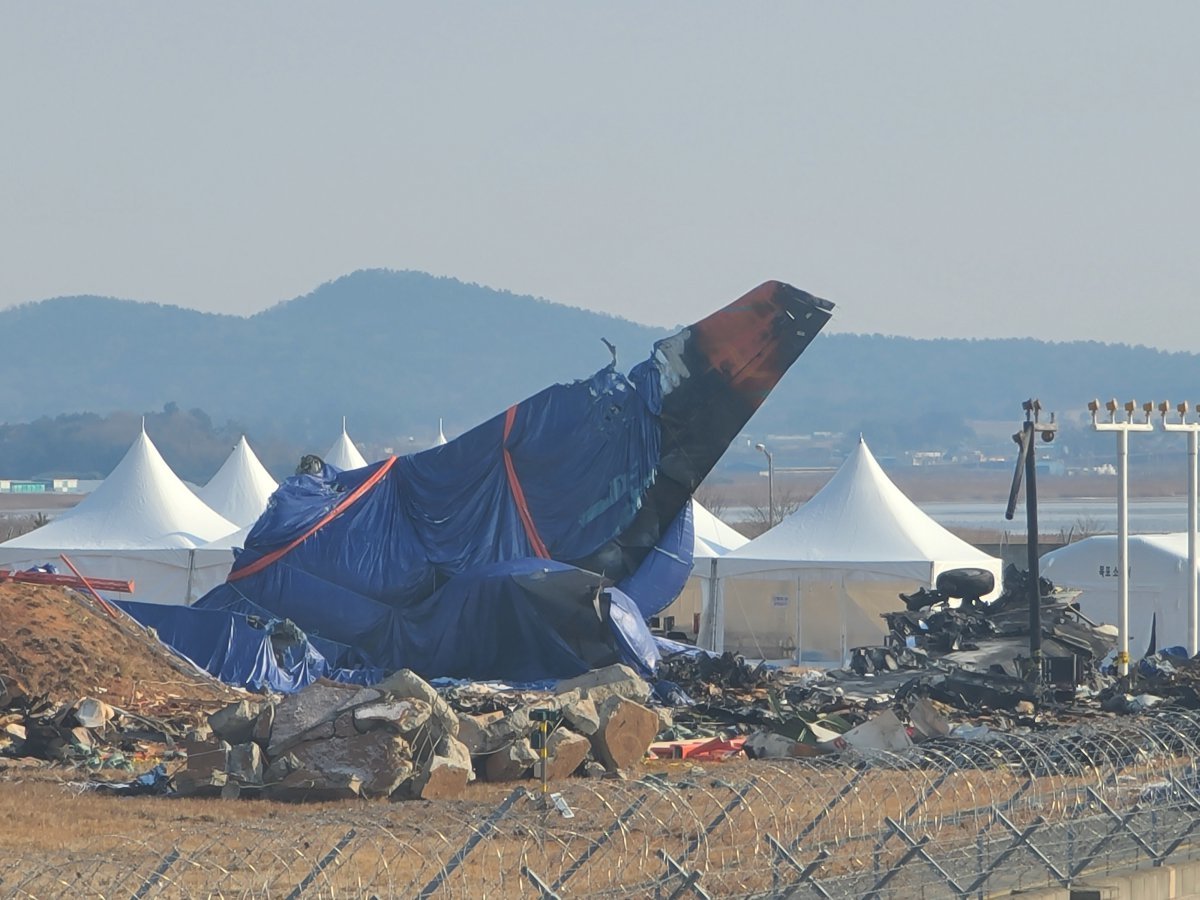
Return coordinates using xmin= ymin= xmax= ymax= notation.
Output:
xmin=115 ymin=282 xmax=833 ymax=690
xmin=146 ymin=364 xmax=676 ymax=687
xmin=115 ymin=599 xmax=383 ymax=692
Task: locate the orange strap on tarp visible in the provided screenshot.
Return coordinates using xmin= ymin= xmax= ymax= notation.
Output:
xmin=502 ymin=405 xmax=549 ymax=559
xmin=229 ymin=455 xmax=399 ymax=582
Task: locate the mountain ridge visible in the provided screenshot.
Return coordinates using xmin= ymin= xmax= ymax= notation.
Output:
xmin=3 ymin=268 xmax=1200 ymax=481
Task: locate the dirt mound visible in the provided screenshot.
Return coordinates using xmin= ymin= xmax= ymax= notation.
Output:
xmin=0 ymin=582 xmax=241 ymax=722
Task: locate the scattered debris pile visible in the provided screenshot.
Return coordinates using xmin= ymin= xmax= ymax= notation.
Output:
xmin=882 ymin=565 xmax=1116 ymax=681
xmin=0 ymin=582 xmax=244 ymax=773
xmin=0 ymin=582 xmax=240 ymax=723
xmin=684 ymin=567 xmax=1128 ymax=760
xmin=175 ymin=664 xmax=664 ymax=801
xmin=0 ymin=693 xmax=187 ymax=772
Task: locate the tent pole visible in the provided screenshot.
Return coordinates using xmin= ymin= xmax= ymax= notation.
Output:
xmin=794 ymin=576 xmax=802 ymax=665
xmin=839 ymin=574 xmax=848 ymax=666
xmin=185 ymin=548 xmax=196 ymax=606
xmin=711 ymin=559 xmax=724 ymax=653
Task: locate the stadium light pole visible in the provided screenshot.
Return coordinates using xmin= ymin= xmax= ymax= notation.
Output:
xmin=1090 ymin=398 xmax=1155 ymax=677
xmin=755 ymin=442 xmax=775 ymax=529
xmin=1159 ymin=400 xmax=1200 ymax=656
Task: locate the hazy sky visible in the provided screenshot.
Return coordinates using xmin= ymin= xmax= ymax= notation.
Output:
xmin=2 ymin=4 xmax=1197 ymax=348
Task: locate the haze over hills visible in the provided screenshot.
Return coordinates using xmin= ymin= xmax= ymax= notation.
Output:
xmin=2 ymin=269 xmax=1200 ymax=481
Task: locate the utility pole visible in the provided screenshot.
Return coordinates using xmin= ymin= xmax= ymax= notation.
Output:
xmin=1005 ymin=399 xmax=1057 ymax=680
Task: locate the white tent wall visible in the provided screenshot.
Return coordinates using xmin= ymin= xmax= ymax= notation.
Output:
xmin=701 ymin=439 xmax=1002 ymax=661
xmin=705 ymin=565 xmax=941 ymax=662
xmin=0 ymin=546 xmax=234 ymax=606
xmin=1041 ymin=533 xmax=1188 ymax=653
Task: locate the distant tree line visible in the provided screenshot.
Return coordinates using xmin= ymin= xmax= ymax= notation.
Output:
xmin=0 ymin=404 xmax=298 ymax=483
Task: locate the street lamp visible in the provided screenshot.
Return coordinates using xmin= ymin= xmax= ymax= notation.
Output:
xmin=1090 ymin=398 xmax=1154 ymax=676
xmin=1159 ymin=400 xmax=1200 ymax=656
xmin=755 ymin=442 xmax=775 ymax=529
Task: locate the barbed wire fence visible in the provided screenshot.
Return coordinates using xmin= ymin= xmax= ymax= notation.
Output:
xmin=5 ymin=710 xmax=1200 ymax=898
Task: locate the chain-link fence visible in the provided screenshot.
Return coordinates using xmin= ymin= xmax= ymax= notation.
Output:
xmin=6 ymin=710 xmax=1200 ymax=898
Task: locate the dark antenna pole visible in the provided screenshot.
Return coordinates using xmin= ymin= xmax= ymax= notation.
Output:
xmin=1005 ymin=399 xmax=1057 ymax=679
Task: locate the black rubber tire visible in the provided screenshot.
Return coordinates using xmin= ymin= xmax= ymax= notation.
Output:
xmin=935 ymin=567 xmax=995 ymax=599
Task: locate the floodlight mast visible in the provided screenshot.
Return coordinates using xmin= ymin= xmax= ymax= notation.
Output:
xmin=1005 ymin=399 xmax=1057 ymax=679
xmin=1159 ymin=400 xmax=1200 ymax=656
xmin=1090 ymin=398 xmax=1155 ymax=677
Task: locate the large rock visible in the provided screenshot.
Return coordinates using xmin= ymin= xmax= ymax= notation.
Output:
xmin=410 ymin=735 xmax=473 ymax=800
xmin=174 ymin=769 xmax=228 ymax=797
xmin=208 ymin=699 xmax=266 ymax=745
xmin=557 ymin=692 xmax=600 ymax=736
xmin=252 ymin=703 xmax=275 ymax=745
xmin=288 ymin=730 xmax=414 ymax=798
xmin=483 ymin=738 xmax=537 ymax=782
xmin=555 ymin=664 xmax=651 ymax=707
xmin=184 ymin=736 xmax=230 ymax=778
xmin=589 ymin=696 xmax=658 ymax=772
xmin=263 ymin=752 xmax=300 ymax=786
xmin=533 ymin=728 xmax=591 ymax=781
xmin=456 ymin=711 xmax=507 ymax=754
xmin=265 ymin=769 xmax=363 ymax=802
xmin=373 ymin=670 xmax=459 ymax=739
xmin=227 ymin=741 xmax=264 ymax=785
xmin=353 ymin=698 xmax=432 ymax=735
xmin=267 ymin=680 xmax=380 ymax=757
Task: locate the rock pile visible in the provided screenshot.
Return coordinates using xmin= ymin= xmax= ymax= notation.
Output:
xmin=178 ymin=664 xmax=663 ymax=801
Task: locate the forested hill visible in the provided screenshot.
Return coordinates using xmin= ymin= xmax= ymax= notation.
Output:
xmin=2 ymin=269 xmax=1199 ymax=480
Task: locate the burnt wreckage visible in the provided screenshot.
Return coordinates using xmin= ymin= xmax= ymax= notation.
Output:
xmin=121 ymin=282 xmax=835 ymax=687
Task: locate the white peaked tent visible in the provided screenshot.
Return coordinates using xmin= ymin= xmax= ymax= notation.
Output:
xmin=325 ymin=418 xmax=368 ymax=471
xmin=654 ymin=500 xmax=749 ymax=636
xmin=197 ymin=436 xmax=278 ymax=528
xmin=0 ymin=427 xmax=238 ymax=605
xmin=703 ymin=437 xmax=1002 ymax=662
xmin=435 ymin=419 xmax=449 ymax=447
xmin=1041 ymin=533 xmax=1192 ymax=652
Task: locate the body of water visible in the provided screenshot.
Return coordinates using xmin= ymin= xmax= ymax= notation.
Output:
xmin=909 ymin=498 xmax=1189 ymax=536
xmin=729 ymin=497 xmax=1195 ymax=536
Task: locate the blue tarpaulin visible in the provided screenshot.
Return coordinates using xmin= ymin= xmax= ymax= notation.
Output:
xmin=153 ymin=363 xmax=676 ymax=686
xmin=115 ymin=282 xmax=835 ymax=690
xmin=115 ymin=599 xmax=384 ymax=692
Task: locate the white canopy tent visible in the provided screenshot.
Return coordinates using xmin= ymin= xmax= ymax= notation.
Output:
xmin=654 ymin=500 xmax=749 ymax=637
xmin=325 ymin=418 xmax=369 ymax=471
xmin=703 ymin=437 xmax=1002 ymax=662
xmin=197 ymin=435 xmax=278 ymax=528
xmin=0 ymin=427 xmax=238 ymax=605
xmin=1041 ymin=533 xmax=1192 ymax=653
